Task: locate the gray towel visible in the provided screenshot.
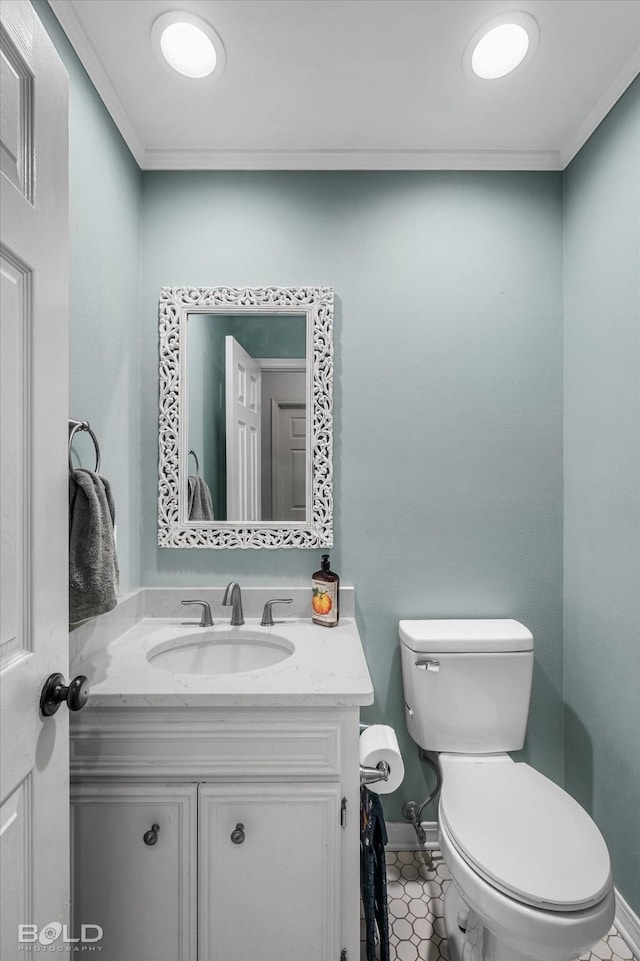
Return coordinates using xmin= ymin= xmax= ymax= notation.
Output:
xmin=188 ymin=475 xmax=214 ymax=521
xmin=69 ymin=469 xmax=119 ymax=626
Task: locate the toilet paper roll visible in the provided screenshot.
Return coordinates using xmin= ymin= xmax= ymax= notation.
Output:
xmin=359 ymin=724 xmax=405 ymax=794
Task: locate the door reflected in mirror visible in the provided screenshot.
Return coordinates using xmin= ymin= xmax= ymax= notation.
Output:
xmin=186 ymin=313 xmax=307 ymax=523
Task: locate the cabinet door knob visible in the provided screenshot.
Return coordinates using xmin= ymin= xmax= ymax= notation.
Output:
xmin=230 ymin=823 xmax=245 ymax=845
xmin=143 ymin=824 xmax=160 ymax=846
xmin=40 ymin=673 xmax=90 ymax=717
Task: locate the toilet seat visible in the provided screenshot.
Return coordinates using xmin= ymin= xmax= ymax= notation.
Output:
xmin=439 ymin=755 xmax=612 ymax=912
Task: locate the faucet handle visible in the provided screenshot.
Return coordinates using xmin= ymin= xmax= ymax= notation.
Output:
xmin=181 ymin=599 xmax=213 ymax=627
xmin=261 ymin=598 xmax=293 ymax=627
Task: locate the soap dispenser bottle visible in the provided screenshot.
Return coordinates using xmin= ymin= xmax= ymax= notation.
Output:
xmin=312 ymin=554 xmax=340 ymax=627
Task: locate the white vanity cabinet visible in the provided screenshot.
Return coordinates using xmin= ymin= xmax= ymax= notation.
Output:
xmin=70 ymin=706 xmax=361 ymax=961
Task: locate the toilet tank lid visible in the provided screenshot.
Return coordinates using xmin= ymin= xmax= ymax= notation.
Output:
xmin=398 ymin=619 xmax=533 ymax=653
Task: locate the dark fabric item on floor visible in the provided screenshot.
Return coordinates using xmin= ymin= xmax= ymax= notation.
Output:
xmin=360 ymin=786 xmax=390 ymax=961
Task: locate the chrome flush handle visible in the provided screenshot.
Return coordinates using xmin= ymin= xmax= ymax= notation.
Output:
xmin=415 ymin=658 xmax=440 ymax=672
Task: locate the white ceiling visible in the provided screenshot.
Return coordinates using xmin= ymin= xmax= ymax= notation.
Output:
xmin=49 ymin=0 xmax=640 ymax=171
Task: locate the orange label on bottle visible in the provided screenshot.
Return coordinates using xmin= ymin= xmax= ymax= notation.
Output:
xmin=311 ymin=580 xmax=338 ymax=625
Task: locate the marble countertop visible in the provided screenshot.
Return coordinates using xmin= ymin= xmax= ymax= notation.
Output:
xmin=76 ymin=615 xmax=374 ymax=708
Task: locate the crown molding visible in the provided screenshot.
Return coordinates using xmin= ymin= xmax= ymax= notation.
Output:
xmin=560 ymin=49 xmax=640 ymax=167
xmin=47 ymin=0 xmax=635 ymax=173
xmin=43 ymin=1 xmax=561 ymax=172
xmin=48 ymin=0 xmax=145 ymax=166
xmin=141 ymin=148 xmax=563 ymax=172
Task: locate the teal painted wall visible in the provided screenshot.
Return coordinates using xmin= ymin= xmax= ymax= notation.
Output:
xmin=563 ymin=77 xmax=640 ymax=914
xmin=35 ymin=4 xmax=638 ymax=909
xmin=228 ymin=313 xmax=306 ymax=359
xmin=187 ymin=315 xmax=226 ymax=517
xmin=141 ymin=171 xmax=565 ymax=819
xmin=187 ymin=314 xmax=227 ymax=520
xmin=33 ymin=1 xmax=142 ymax=594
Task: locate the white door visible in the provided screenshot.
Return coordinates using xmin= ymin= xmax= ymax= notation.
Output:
xmin=225 ymin=335 xmax=261 ymax=521
xmin=272 ymin=400 xmax=307 ymax=521
xmin=0 ymin=1 xmax=70 ymax=956
xmin=198 ymin=782 xmax=341 ymax=961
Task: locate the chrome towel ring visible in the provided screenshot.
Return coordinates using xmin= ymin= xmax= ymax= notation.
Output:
xmin=188 ymin=449 xmax=200 ymax=476
xmin=68 ymin=419 xmax=100 ymax=474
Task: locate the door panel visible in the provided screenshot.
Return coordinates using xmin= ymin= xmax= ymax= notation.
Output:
xmin=272 ymin=401 xmax=307 ymax=521
xmin=0 ymin=779 xmax=31 ymax=960
xmin=0 ymin=20 xmax=33 ymax=200
xmin=71 ymin=784 xmax=197 ymax=961
xmin=0 ymin=250 xmax=29 ymax=665
xmin=199 ymin=781 xmax=341 ymax=961
xmin=225 ymin=335 xmax=261 ymax=521
xmin=0 ymin=1 xmax=69 ymax=956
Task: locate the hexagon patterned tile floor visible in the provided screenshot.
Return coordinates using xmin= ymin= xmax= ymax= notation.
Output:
xmin=361 ymin=851 xmax=638 ymax=961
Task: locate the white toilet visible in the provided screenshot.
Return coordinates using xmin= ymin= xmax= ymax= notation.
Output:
xmin=399 ymin=619 xmax=615 ymax=961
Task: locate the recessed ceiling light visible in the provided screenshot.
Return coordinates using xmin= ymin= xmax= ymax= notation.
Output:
xmin=464 ymin=12 xmax=539 ymax=81
xmin=151 ymin=12 xmax=226 ymax=80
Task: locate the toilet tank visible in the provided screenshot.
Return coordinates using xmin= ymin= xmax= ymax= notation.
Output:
xmin=399 ymin=619 xmax=534 ymax=754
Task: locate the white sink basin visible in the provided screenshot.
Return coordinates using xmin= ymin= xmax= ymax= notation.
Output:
xmin=147 ymin=630 xmax=294 ymax=675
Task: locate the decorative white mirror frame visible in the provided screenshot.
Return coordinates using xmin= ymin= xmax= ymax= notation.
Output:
xmin=158 ymin=285 xmax=334 ymax=548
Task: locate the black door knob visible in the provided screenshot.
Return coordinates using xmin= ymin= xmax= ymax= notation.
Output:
xmin=40 ymin=673 xmax=90 ymax=717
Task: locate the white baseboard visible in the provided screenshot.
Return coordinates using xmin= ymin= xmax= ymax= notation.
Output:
xmin=386 ymin=822 xmax=639 ymax=960
xmin=385 ymin=820 xmax=439 ymax=851
xmin=615 ymin=889 xmax=640 ymax=960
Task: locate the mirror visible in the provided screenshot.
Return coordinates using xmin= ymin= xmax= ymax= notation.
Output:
xmin=158 ymin=286 xmax=334 ymax=548
xmin=186 ymin=312 xmax=307 ymax=523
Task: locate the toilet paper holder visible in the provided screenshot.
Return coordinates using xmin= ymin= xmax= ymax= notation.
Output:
xmin=360 ymin=759 xmax=391 ymax=786
xmin=358 ymin=722 xmax=392 ymax=787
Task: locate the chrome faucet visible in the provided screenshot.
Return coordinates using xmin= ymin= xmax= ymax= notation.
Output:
xmin=222 ymin=582 xmax=244 ymax=626
xmin=181 ymin=599 xmax=213 ymax=627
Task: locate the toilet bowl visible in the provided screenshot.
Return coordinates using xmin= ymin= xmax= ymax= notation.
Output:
xmin=399 ymin=619 xmax=615 ymax=961
xmin=438 ymin=754 xmax=615 ymax=961
xmin=440 ymin=849 xmax=614 ymax=961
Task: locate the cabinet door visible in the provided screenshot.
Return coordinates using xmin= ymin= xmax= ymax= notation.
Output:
xmin=71 ymin=784 xmax=197 ymax=961
xmin=199 ymin=782 xmax=341 ymax=961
